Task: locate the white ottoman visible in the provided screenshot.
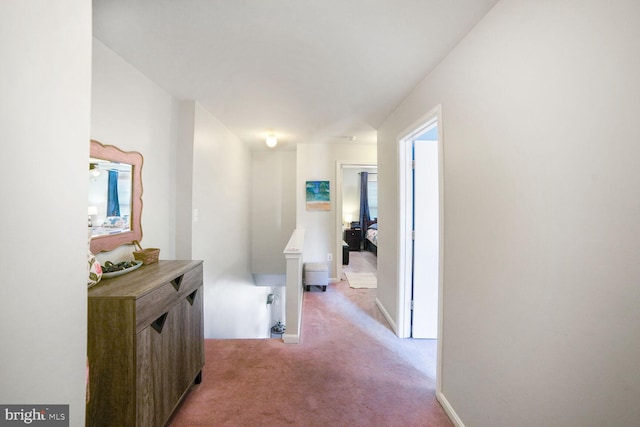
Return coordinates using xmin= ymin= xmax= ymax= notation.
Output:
xmin=304 ymin=262 xmax=329 ymax=292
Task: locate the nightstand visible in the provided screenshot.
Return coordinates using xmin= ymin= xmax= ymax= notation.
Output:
xmin=344 ymin=228 xmax=362 ymax=251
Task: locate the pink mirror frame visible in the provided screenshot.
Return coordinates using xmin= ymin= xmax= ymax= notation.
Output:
xmin=89 ymin=140 xmax=143 ymax=253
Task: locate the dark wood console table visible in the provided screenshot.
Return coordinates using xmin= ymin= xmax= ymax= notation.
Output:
xmin=87 ymin=260 xmax=204 ymax=427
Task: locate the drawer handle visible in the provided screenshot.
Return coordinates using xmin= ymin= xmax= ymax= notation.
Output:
xmin=151 ymin=312 xmax=168 ymax=334
xmin=171 ymin=274 xmax=184 ymax=291
xmin=186 ymin=289 xmax=198 ymax=306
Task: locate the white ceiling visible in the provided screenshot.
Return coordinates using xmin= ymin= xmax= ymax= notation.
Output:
xmin=93 ymin=0 xmax=498 ymax=151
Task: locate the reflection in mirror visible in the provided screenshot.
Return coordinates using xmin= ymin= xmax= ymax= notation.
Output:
xmin=89 ymin=159 xmax=132 ymax=236
xmin=89 ymin=140 xmax=143 ymax=253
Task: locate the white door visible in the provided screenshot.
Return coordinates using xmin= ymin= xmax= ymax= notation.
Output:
xmin=411 ymin=138 xmax=439 ymax=338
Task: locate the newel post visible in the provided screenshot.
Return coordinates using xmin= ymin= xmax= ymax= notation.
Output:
xmin=282 ymin=229 xmax=305 ymax=343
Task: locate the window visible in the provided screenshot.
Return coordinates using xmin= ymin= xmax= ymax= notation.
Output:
xmin=368 ymin=175 xmax=378 ymax=219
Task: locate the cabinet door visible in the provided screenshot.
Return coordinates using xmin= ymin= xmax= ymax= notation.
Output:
xmin=137 ymin=304 xmax=184 ymax=427
xmin=136 ymin=327 xmax=155 ymax=426
xmin=136 ymin=288 xmax=204 ymax=427
xmin=182 ymin=286 xmax=204 ymax=383
xmin=171 ymin=287 xmax=204 ymax=390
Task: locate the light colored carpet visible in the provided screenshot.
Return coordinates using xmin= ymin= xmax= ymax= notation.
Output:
xmin=167 ymin=279 xmax=449 ymax=427
xmin=345 ymin=272 xmax=377 ymax=288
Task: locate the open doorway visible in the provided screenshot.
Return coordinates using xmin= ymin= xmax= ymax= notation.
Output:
xmin=335 ymin=162 xmax=377 ymax=283
xmin=398 ymin=106 xmax=443 ymax=345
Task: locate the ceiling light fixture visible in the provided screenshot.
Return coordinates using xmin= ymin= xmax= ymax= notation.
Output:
xmin=266 ymin=134 xmax=277 ymax=148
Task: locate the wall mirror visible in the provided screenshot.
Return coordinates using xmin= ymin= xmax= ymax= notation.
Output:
xmin=89 ymin=140 xmax=143 ymax=253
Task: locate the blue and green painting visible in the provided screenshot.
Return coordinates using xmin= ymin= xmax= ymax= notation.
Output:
xmin=306 ymin=180 xmax=330 ymax=211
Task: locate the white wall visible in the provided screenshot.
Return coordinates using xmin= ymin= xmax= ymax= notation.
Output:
xmin=91 ymin=38 xmax=177 ymax=261
xmin=342 ymin=169 xmax=360 ymax=225
xmin=377 ymin=0 xmax=640 ymax=425
xmin=0 ymin=1 xmax=91 ymax=424
xmin=91 ymin=43 xmax=276 ymax=339
xmin=251 ymin=150 xmax=297 ymax=274
xmin=297 ymin=144 xmax=377 ymax=279
xmin=174 ymin=100 xmax=196 ymax=259
xmin=190 ymin=103 xmax=261 ymax=338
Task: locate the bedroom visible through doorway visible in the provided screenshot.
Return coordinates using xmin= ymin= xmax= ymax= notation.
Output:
xmin=336 ymin=163 xmax=377 ymax=283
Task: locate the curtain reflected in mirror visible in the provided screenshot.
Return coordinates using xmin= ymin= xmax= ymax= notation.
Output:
xmin=107 ymin=170 xmax=121 ymax=217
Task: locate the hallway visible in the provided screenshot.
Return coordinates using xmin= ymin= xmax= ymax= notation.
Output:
xmin=169 ymin=258 xmax=450 ymax=426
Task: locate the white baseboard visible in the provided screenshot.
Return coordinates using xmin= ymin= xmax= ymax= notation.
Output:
xmin=375 ymin=298 xmax=461 ymax=426
xmin=375 ymin=298 xmax=398 ymax=335
xmin=437 ymin=391 xmax=465 ymax=427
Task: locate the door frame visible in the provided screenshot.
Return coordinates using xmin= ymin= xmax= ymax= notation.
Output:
xmin=335 ymin=161 xmax=377 ymax=283
xmin=397 ymin=104 xmax=444 ymax=386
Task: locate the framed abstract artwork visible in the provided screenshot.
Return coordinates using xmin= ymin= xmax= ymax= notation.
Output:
xmin=306 ymin=180 xmax=330 ymax=211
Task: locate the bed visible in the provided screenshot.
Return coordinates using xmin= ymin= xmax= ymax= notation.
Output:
xmin=364 ymin=220 xmax=378 ymax=256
